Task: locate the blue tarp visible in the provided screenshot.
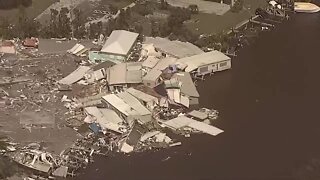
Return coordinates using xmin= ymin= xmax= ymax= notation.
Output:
xmin=89 ymin=123 xmax=101 ymax=134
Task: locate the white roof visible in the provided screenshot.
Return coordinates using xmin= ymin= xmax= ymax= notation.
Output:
xmin=142 ymin=68 xmax=162 ymax=82
xmin=101 ymin=30 xmax=139 ymax=55
xmin=84 ymin=107 xmax=124 ymax=133
xmin=102 ymin=94 xmax=140 ymax=116
xmin=161 ymin=116 xmax=195 ymax=130
xmin=161 ymin=115 xmax=224 ymax=136
xmin=144 ymin=37 xmax=204 ymax=58
xmin=188 ymin=121 xmax=224 ymax=136
xmin=153 ymin=57 xmax=177 ymax=71
xmin=126 ymin=87 xmax=158 ymax=103
xmin=142 ymin=56 xmax=160 ymax=69
xmin=178 ymin=50 xmax=231 ymax=72
xmin=187 ymin=110 xmax=208 ymax=120
xmin=107 ymin=62 xmax=142 ymax=85
xmin=68 ymin=43 xmax=85 ymax=55
xmin=116 ymin=92 xmax=151 ymax=116
xmin=99 ymin=108 xmax=124 ymax=124
xmin=58 ymin=66 xmax=90 ymax=85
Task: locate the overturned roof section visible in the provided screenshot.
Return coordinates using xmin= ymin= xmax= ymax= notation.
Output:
xmin=106 ymin=62 xmax=142 ymax=85
xmin=116 ymin=91 xmax=151 ymax=116
xmin=126 ymin=87 xmax=159 ymax=103
xmin=173 ymin=72 xmax=199 ymax=97
xmin=161 ymin=115 xmax=224 ymax=136
xmin=178 ymin=51 xmax=231 ymax=72
xmin=58 ymin=66 xmax=90 ymax=85
xmin=144 ymin=37 xmax=204 ymax=58
xmin=101 ymin=30 xmax=139 ymax=56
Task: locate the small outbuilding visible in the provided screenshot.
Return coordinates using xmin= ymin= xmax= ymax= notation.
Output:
xmin=100 ymin=30 xmax=139 ymax=62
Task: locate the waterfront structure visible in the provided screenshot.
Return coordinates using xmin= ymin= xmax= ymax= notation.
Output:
xmin=173 ymin=72 xmax=200 ymax=106
xmin=177 ymin=50 xmax=231 ymax=76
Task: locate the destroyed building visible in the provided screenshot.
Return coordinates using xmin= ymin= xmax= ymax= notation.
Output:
xmin=102 ymin=92 xmax=152 ymax=125
xmin=106 ymin=62 xmax=142 ymax=91
xmin=177 ymin=50 xmax=232 ymax=77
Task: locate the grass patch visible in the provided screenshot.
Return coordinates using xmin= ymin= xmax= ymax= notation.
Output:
xmin=185 ymin=0 xmax=267 ymax=34
xmin=0 ymin=0 xmax=57 ymax=23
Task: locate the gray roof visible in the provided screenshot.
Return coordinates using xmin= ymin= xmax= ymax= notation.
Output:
xmin=153 ymin=57 xmax=177 ymax=71
xmin=144 ymin=37 xmax=204 ymax=58
xmin=106 ymin=62 xmax=142 ymax=85
xmin=101 ymin=30 xmax=139 ymax=55
xmin=142 ymin=68 xmax=162 ymax=82
xmin=142 ymin=56 xmax=160 ymax=69
xmin=173 ymin=72 xmax=199 ymax=97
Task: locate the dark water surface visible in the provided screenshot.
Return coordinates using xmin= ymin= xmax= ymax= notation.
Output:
xmin=77 ymin=13 xmax=320 ymax=180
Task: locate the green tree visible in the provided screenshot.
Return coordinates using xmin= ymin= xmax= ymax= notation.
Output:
xmin=160 ymin=0 xmax=169 ymax=10
xmin=17 ymin=4 xmax=27 ymax=37
xmin=72 ymin=8 xmax=86 ymax=39
xmin=231 ymin=0 xmax=244 ymax=13
xmin=0 ymin=18 xmax=11 ymax=39
xmin=188 ymin=4 xmax=199 ymax=14
xmin=89 ymin=21 xmax=102 ymax=39
xmin=57 ymin=7 xmax=71 ymax=38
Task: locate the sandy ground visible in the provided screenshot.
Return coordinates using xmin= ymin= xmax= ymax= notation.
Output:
xmin=166 ymin=0 xmax=230 ymax=15
xmin=0 ymin=55 xmax=85 ymax=154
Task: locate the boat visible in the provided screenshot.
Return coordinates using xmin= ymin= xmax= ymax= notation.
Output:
xmin=294 ymin=2 xmax=320 ymax=13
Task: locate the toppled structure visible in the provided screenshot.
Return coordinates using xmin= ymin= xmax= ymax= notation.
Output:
xmin=177 ymin=50 xmax=232 ymax=77
xmin=0 ymin=31 xmax=232 ymax=178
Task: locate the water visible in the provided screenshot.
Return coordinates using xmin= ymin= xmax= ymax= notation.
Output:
xmin=76 ymin=13 xmax=320 ymax=180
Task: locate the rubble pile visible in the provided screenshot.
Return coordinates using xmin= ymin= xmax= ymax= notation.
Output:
xmin=0 ymin=31 xmax=229 ymax=178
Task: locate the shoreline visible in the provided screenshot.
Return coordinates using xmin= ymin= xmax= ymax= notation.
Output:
xmin=0 ymin=0 xmax=296 ymax=179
